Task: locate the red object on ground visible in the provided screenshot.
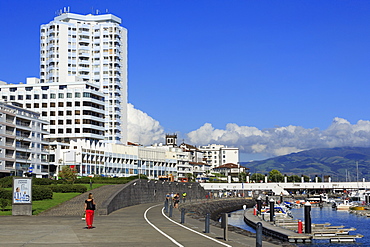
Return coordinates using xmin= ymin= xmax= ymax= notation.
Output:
xmin=298 ymin=220 xmax=303 ymax=234
xmin=86 ymin=209 xmax=94 ymax=228
xmin=253 ymin=207 xmax=257 ymax=215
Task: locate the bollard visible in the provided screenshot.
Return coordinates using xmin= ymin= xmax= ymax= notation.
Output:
xmin=253 ymin=207 xmax=257 ymax=215
xmin=304 ymin=202 xmax=312 ymax=234
xmin=164 ymin=200 xmax=168 ymax=213
xmin=298 ymin=220 xmax=303 ymax=234
xmin=269 ymin=199 xmax=275 ymax=223
xmin=221 ymin=213 xmax=228 ymax=241
xmin=257 ymin=197 xmax=262 ymax=216
xmin=256 ymin=222 xmax=262 ymax=247
xmin=169 ymin=203 xmax=173 ymax=218
xmin=181 ymin=208 xmax=185 ymax=224
xmin=205 ymin=213 xmax=210 ymax=233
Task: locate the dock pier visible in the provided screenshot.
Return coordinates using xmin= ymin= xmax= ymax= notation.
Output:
xmin=244 ymin=208 xmax=363 ymax=243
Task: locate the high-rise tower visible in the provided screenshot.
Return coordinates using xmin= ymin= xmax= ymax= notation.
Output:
xmin=40 ymin=12 xmax=127 ymax=144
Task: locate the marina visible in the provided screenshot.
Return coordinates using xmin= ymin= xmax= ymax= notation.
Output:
xmin=229 ymin=203 xmax=370 ymax=246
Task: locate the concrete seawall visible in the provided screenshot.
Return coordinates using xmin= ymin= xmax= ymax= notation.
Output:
xmin=179 ymin=198 xmax=255 ymax=221
xmin=99 ymin=179 xmax=207 ymax=215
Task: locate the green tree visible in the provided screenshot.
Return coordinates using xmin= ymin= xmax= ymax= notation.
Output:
xmin=238 ymin=172 xmax=247 ymax=182
xmin=251 ymin=173 xmax=265 ymax=182
xmin=288 ymin=175 xmax=301 ymax=182
xmin=59 ymin=166 xmax=77 ymax=184
xmin=302 ymin=175 xmax=310 ymax=182
xmin=268 ymin=169 xmax=284 ymax=182
xmin=0 ymin=198 xmax=10 ymax=211
xmin=186 ymin=173 xmax=194 ymax=182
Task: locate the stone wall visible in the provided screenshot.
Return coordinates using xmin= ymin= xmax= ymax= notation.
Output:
xmin=179 ymin=198 xmax=255 ymax=221
xmin=99 ymin=179 xmax=207 ymax=215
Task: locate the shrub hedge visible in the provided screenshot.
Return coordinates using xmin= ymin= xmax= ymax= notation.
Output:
xmin=32 ymin=186 xmax=53 ymax=201
xmin=48 ymin=184 xmax=87 ymax=193
xmin=0 ymin=188 xmax=12 ymax=200
xmin=0 ymin=176 xmax=14 ymax=188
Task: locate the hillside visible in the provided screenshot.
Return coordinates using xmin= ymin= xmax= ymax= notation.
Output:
xmin=242 ymin=147 xmax=370 ymax=181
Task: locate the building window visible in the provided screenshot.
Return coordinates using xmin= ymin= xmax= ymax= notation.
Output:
xmin=42 ymin=112 xmax=47 ymax=116
xmin=42 ymin=103 xmax=47 ymax=108
xmin=58 ymin=93 xmax=64 ymax=98
xmin=75 ymin=119 xmax=80 ymax=124
xmin=58 ymin=129 xmax=63 ymax=134
xmin=66 ymin=128 xmax=72 ymax=133
xmin=50 ymin=129 xmax=55 ymax=134
xmin=58 ymin=102 xmax=64 ymax=107
xmin=67 ymin=102 xmax=72 ymax=107
xmin=75 ymin=110 xmax=80 ymax=115
xmin=34 ymin=103 xmax=39 ymax=108
xmin=50 ymin=111 xmax=55 ymax=116
xmin=66 ymin=119 xmax=72 ymax=124
xmin=42 ymin=94 xmax=48 ymax=99
xmin=67 ymin=93 xmax=72 ymax=98
xmin=75 ymin=101 xmax=80 ymax=106
xmin=34 ymin=94 xmax=40 ymax=99
xmin=50 ymin=102 xmax=56 ymax=107
xmin=58 ymin=120 xmax=63 ymax=125
xmin=26 ymin=104 xmax=31 ymax=108
xmin=75 ymin=128 xmax=80 ymax=133
xmin=18 ymin=95 xmax=23 ymax=100
xmin=66 ymin=111 xmax=72 ymax=116
xmin=26 ymin=95 xmax=31 ymax=100
xmin=50 ymin=94 xmax=56 ymax=99
xmin=50 ymin=120 xmax=55 ymax=125
xmin=58 ymin=111 xmax=64 ymax=116
xmin=10 ymin=96 xmax=15 ymax=100
xmin=75 ymin=92 xmax=81 ymax=98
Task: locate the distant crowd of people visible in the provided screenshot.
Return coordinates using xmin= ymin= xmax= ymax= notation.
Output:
xmin=166 ymin=192 xmax=187 ymax=208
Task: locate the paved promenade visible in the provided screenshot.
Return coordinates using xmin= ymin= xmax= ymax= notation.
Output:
xmin=0 ymin=202 xmax=280 ymax=247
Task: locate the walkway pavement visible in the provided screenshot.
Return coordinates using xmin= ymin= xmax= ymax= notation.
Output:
xmin=0 ymin=202 xmax=280 ymax=247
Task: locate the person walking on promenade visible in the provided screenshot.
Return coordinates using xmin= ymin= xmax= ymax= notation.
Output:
xmin=173 ymin=193 xmax=180 ymax=208
xmin=84 ymin=193 xmax=96 ymax=229
xmin=182 ymin=192 xmax=187 ymax=203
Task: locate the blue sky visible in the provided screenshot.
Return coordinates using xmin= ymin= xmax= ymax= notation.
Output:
xmin=1 ymin=1 xmax=370 ymax=160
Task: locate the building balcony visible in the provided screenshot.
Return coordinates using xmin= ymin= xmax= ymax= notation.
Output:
xmin=78 ymin=37 xmax=90 ymax=43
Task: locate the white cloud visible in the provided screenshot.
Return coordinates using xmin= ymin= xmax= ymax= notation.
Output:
xmin=126 ymin=105 xmax=370 ymax=159
xmin=127 ymin=103 xmax=164 ymax=145
xmin=186 ymin=118 xmax=370 ymax=157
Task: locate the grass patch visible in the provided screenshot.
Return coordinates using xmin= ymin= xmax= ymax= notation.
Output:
xmin=0 ymin=192 xmax=80 ymax=216
xmin=32 ymin=192 xmax=80 ymax=215
xmin=0 ymin=184 xmax=108 ymax=216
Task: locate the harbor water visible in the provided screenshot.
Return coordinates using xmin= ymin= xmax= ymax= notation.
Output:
xmin=229 ymin=206 xmax=370 ymax=246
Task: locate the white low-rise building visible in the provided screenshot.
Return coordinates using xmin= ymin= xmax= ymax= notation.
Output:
xmin=0 ymin=102 xmax=49 ymax=177
xmin=198 ymin=144 xmax=239 ymax=169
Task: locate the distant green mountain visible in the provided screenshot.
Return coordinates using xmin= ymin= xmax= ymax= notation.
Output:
xmin=241 ymin=147 xmax=370 ymax=181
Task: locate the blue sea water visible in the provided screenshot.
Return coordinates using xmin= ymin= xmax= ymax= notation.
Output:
xmin=228 ymin=206 xmax=370 ymax=246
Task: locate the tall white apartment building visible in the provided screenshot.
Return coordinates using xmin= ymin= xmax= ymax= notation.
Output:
xmin=40 ymin=12 xmax=127 ymax=144
xmin=0 ymin=102 xmax=49 ymax=177
xmin=198 ymin=144 xmax=239 ymax=168
xmin=0 ymin=78 xmax=105 ymax=144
